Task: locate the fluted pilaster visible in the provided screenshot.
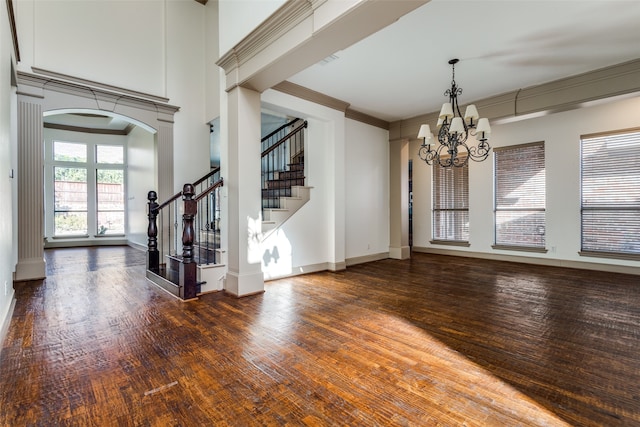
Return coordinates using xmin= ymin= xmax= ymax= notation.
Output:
xmin=15 ymin=93 xmax=46 ymax=280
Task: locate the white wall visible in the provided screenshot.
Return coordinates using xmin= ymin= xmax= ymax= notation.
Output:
xmin=1 ymin=0 xmax=17 ymax=343
xmin=345 ymin=119 xmax=389 ymax=260
xmin=260 ymin=90 xmax=389 ymax=279
xmin=127 ymin=127 xmax=156 ymax=248
xmin=411 ymin=95 xmax=640 ymax=270
xmin=15 ymin=0 xmax=211 ymax=193
xmin=205 ymin=0 xmax=220 ymax=123
xmin=18 ymin=0 xmax=165 ymax=96
xmin=261 ymin=90 xmax=341 ymax=279
xmin=218 ymin=0 xmax=286 ymax=55
xmin=166 ymin=0 xmax=210 ymax=189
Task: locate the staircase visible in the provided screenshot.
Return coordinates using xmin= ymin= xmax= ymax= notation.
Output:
xmin=261 ymin=119 xmax=311 ymax=236
xmin=145 ymin=119 xmax=310 ymax=300
xmin=146 ymin=168 xmax=225 ymax=300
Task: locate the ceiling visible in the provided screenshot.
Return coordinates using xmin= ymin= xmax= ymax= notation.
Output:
xmin=44 ymin=0 xmax=640 ymax=131
xmin=44 ymin=112 xmax=134 ymax=135
xmin=287 ymin=0 xmax=640 ymax=123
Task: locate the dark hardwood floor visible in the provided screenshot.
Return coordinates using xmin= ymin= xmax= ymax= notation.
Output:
xmin=1 ymin=246 xmax=639 ymax=426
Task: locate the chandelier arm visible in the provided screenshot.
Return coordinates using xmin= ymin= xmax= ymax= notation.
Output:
xmin=467 ymin=139 xmax=491 ymax=162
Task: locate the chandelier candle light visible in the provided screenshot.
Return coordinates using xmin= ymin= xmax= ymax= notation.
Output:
xmin=418 ymin=59 xmax=491 ymax=168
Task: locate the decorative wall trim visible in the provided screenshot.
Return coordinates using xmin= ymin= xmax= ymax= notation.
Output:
xmin=273 ymin=80 xmax=349 ymax=112
xmin=273 ymin=80 xmax=390 ymax=130
xmin=18 ymin=70 xmax=179 ymax=120
xmin=346 ymin=252 xmax=389 ymax=267
xmin=0 ymin=295 xmax=16 ymax=357
xmin=31 ymin=67 xmax=171 ymax=104
xmin=43 ymin=122 xmax=131 ymax=136
xmin=217 ymin=1 xmax=313 ymax=73
xmin=6 ymin=0 xmax=20 ymax=61
xmin=413 ymin=246 xmax=640 ymax=276
xmin=391 ymin=58 xmax=640 ymax=141
xmin=345 ymin=107 xmax=390 ymax=130
xmin=328 ymin=261 xmax=347 ymax=272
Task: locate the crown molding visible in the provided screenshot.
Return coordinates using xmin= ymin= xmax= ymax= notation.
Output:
xmin=31 ymin=67 xmax=170 ymax=103
xmin=391 ymin=58 xmax=640 ymax=141
xmin=345 ymin=108 xmax=389 ymax=130
xmin=273 ymin=80 xmax=349 ymax=112
xmin=217 ymin=1 xmax=313 ymax=75
xmin=18 ymin=69 xmax=180 ymax=118
xmin=43 ymin=122 xmax=131 ymax=136
xmin=6 ymin=0 xmax=20 ymax=61
xmin=273 ymin=80 xmax=389 ymax=130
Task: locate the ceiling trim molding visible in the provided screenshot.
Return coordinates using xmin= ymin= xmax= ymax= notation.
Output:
xmin=194 ymin=0 xmax=208 ymax=5
xmin=273 ymin=80 xmax=389 ymax=130
xmin=18 ymin=70 xmax=180 ymax=120
xmin=44 ymin=122 xmax=130 ymax=136
xmin=217 ymin=1 xmax=313 ymax=74
xmin=345 ymin=108 xmax=389 ymax=130
xmin=391 ymin=58 xmax=640 ymax=141
xmin=273 ymin=80 xmax=349 ymax=112
xmin=6 ymin=0 xmax=20 ymax=61
xmin=31 ymin=67 xmax=170 ymax=104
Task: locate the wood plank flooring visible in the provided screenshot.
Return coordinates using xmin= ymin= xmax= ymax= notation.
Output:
xmin=1 ymin=246 xmax=639 ymax=426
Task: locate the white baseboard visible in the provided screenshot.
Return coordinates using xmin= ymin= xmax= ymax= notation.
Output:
xmin=0 ymin=294 xmax=16 ymax=355
xmin=412 ymin=246 xmax=640 ymax=276
xmin=346 ymin=252 xmax=389 ymax=266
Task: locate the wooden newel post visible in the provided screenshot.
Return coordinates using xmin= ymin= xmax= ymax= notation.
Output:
xmin=180 ymin=184 xmax=198 ymax=300
xmin=147 ymin=190 xmax=159 ymax=272
xmin=181 ymin=183 xmax=196 ymax=262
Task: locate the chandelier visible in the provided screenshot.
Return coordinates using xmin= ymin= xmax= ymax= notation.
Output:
xmin=418 ymin=59 xmax=491 ymax=168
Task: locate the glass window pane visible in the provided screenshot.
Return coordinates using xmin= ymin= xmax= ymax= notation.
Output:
xmin=494 ymin=143 xmax=545 ymax=247
xmin=97 ymin=169 xmax=124 ymax=235
xmin=97 ymin=212 xmax=125 ymax=235
xmin=96 ymin=145 xmax=124 ymax=164
xmin=54 ymin=141 xmax=87 ymax=162
xmin=581 ymin=131 xmax=640 ymax=254
xmin=433 ymin=210 xmax=469 ymax=241
xmin=96 ymin=170 xmax=124 ymax=211
xmin=54 ymin=167 xmax=87 ymax=211
xmin=432 ymin=157 xmax=469 ymax=242
xmin=496 ymin=211 xmax=545 ymax=247
xmin=54 ymin=212 xmax=87 ymax=236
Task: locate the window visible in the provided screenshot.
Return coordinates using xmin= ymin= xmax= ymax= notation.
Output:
xmin=494 ymin=142 xmax=546 ymax=250
xmin=48 ymin=140 xmax=126 ymax=238
xmin=581 ymin=129 xmax=640 ymax=257
xmin=432 ymin=158 xmax=469 ymax=243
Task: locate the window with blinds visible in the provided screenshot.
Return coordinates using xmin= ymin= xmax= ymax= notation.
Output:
xmin=494 ymin=142 xmax=546 ymax=249
xmin=581 ymin=129 xmax=640 ymax=256
xmin=432 ymin=158 xmax=468 ymax=242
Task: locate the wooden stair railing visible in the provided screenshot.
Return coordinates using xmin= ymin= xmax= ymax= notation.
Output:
xmin=146 ymin=168 xmax=223 ymax=300
xmin=261 ymin=119 xmax=308 ymax=210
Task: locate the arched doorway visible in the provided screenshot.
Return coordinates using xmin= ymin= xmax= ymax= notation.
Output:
xmin=42 ymin=109 xmax=156 ymax=248
xmin=15 ymin=71 xmax=179 ymax=280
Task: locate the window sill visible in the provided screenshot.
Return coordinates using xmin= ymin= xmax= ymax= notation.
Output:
xmin=579 ymin=250 xmax=640 ymax=262
xmin=430 ymin=240 xmax=470 ymax=247
xmin=492 ymin=245 xmax=548 ymax=253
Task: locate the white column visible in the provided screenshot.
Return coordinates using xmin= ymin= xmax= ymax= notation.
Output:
xmin=224 ymin=85 xmax=264 ymax=296
xmin=15 ymin=93 xmax=46 ymax=280
xmin=327 ymin=119 xmax=346 ymax=271
xmin=389 ymin=138 xmax=410 ymax=259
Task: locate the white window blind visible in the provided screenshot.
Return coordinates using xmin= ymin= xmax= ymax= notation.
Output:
xmin=433 ymin=159 xmax=468 ymax=242
xmin=581 ymin=130 xmax=640 ymax=255
xmin=494 ymin=142 xmax=546 ymax=248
